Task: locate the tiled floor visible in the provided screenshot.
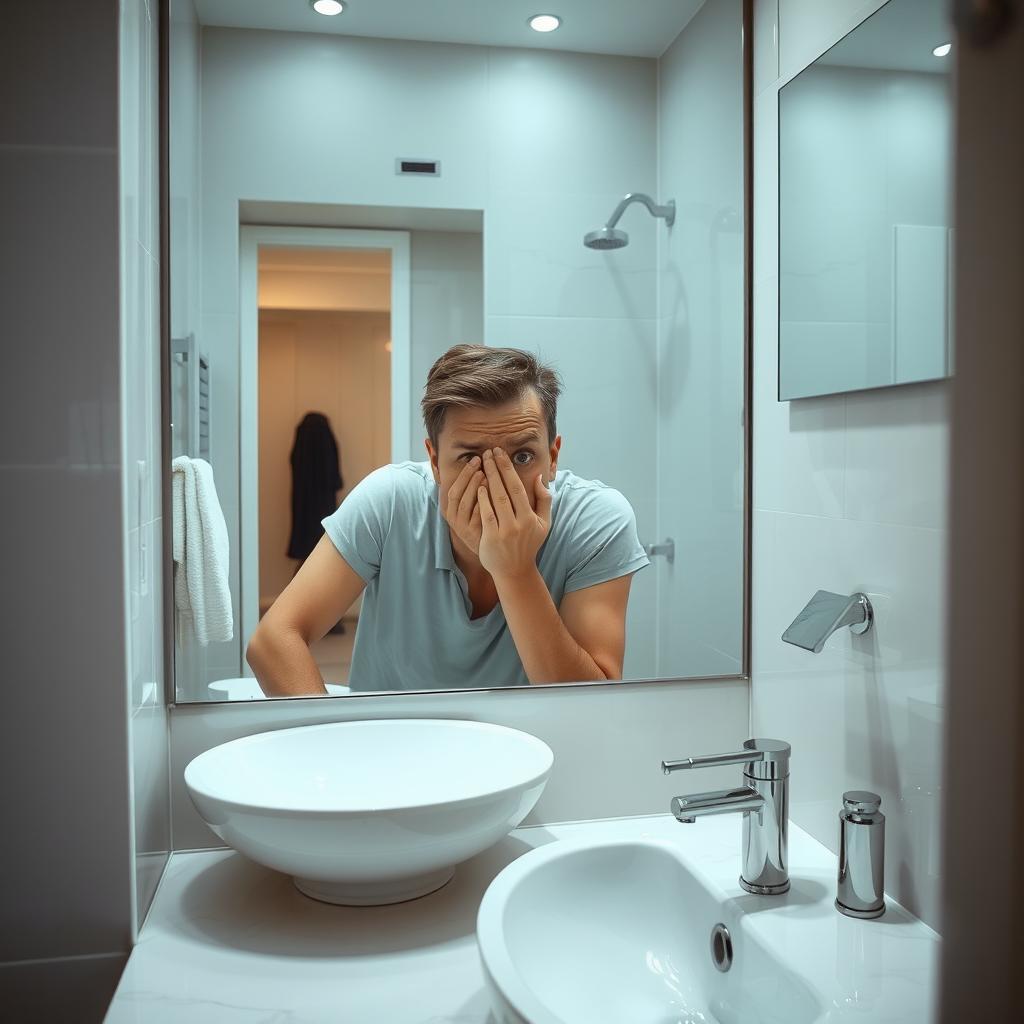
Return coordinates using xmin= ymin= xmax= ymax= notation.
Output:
xmin=309 ymin=618 xmax=357 ymax=685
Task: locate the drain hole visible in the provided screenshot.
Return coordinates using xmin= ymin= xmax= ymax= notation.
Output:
xmin=710 ymin=923 xmax=733 ymax=973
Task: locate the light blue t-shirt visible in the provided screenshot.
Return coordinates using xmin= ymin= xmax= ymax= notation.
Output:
xmin=321 ymin=461 xmax=649 ymax=691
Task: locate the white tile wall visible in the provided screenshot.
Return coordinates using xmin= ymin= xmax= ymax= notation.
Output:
xmin=1 ymin=4 xmax=137 ymax=1012
xmin=751 ymin=0 xmax=947 ymax=929
xmin=656 ymin=0 xmax=746 ymax=678
xmin=120 ymin=0 xmax=170 ymax=934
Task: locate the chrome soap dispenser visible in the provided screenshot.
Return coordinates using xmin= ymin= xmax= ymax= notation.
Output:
xmin=836 ymin=791 xmax=886 ymax=919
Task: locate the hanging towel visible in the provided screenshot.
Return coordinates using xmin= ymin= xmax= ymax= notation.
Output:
xmin=171 ymin=456 xmax=234 ymax=645
xmin=287 ymin=411 xmax=344 ymax=563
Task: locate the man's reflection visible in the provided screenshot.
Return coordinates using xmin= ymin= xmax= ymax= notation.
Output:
xmin=247 ymin=345 xmax=649 ymax=694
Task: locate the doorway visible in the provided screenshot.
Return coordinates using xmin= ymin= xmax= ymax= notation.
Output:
xmin=239 ymin=227 xmax=412 ymax=676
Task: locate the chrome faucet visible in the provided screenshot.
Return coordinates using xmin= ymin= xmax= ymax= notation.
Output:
xmin=662 ymin=738 xmax=791 ymax=895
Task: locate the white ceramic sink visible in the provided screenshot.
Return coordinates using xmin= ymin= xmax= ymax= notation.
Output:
xmin=184 ymin=718 xmax=553 ymax=905
xmin=478 ymin=838 xmax=823 ymax=1024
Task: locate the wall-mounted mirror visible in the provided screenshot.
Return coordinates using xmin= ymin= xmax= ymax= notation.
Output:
xmin=167 ymin=0 xmax=749 ymax=702
xmin=778 ymin=0 xmax=953 ymax=401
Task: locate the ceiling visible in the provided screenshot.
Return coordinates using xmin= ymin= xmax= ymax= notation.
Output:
xmin=817 ymin=0 xmax=953 ymax=75
xmin=192 ymin=0 xmax=706 ymax=59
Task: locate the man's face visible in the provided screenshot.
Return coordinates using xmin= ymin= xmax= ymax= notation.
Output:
xmin=425 ymin=389 xmax=561 ymax=514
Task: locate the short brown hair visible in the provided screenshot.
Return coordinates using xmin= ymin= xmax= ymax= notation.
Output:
xmin=422 ymin=344 xmax=562 ymax=446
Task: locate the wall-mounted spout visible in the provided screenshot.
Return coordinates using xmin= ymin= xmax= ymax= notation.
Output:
xmin=782 ymin=590 xmax=873 ymax=654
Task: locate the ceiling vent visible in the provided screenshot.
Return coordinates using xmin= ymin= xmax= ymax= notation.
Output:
xmin=395 ymin=158 xmax=441 ymax=177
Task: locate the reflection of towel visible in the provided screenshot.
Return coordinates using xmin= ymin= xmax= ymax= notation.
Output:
xmin=287 ymin=412 xmax=343 ymax=562
xmin=171 ymin=456 xmax=233 ymax=645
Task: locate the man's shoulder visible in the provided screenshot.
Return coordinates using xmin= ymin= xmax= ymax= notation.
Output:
xmin=347 ymin=461 xmax=434 ymax=510
xmin=554 ymin=470 xmax=633 ymax=514
xmin=551 ymin=471 xmax=637 ymax=538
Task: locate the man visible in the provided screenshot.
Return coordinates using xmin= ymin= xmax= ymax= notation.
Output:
xmin=247 ymin=344 xmax=649 ymax=694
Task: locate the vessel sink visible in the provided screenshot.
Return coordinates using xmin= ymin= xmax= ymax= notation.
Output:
xmin=184 ymin=718 xmax=553 ymax=905
xmin=477 ymin=837 xmax=822 ymax=1024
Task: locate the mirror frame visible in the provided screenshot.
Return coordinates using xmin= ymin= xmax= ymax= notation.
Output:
xmin=157 ymin=0 xmax=755 ymax=706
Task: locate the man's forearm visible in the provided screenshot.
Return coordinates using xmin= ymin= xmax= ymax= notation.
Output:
xmin=246 ymin=627 xmax=329 ymax=697
xmin=494 ymin=567 xmax=607 ymax=684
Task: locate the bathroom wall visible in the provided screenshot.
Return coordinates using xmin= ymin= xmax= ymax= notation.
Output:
xmin=0 ymin=0 xmax=160 ymax=1016
xmin=195 ymin=27 xmax=662 ymax=684
xmin=121 ymin=0 xmax=172 ymax=938
xmin=750 ymin=0 xmax=947 ymax=929
xmin=656 ymin=0 xmax=746 ymax=678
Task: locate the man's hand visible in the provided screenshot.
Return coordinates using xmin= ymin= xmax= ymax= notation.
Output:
xmin=477 ymin=448 xmax=552 ymax=581
xmin=443 ymin=455 xmax=485 ymax=554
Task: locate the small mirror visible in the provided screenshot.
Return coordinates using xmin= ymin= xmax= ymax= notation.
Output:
xmin=778 ymin=0 xmax=953 ymax=401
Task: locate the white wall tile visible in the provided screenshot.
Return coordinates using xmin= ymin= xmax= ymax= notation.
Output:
xmin=1 ymin=466 xmax=133 ymax=960
xmin=656 ymin=0 xmax=746 ymax=678
xmin=0 ymin=147 xmax=120 ymax=468
xmin=844 ymin=381 xmax=949 ymax=530
xmin=484 ymin=190 xmax=657 ymax=319
xmin=0 ymin=953 xmax=127 ymax=1024
xmin=752 ymin=0 xmax=948 ymax=930
xmin=485 ymin=47 xmax=656 ymax=197
xmin=752 ymin=274 xmax=847 ymax=517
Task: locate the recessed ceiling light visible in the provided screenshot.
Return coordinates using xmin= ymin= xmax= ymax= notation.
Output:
xmin=932 ymin=42 xmax=952 ymax=57
xmin=311 ymin=0 xmax=345 ymax=16
xmin=528 ymin=14 xmax=562 ymax=33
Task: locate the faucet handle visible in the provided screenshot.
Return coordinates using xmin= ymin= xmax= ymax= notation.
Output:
xmin=662 ymin=738 xmax=790 ymax=780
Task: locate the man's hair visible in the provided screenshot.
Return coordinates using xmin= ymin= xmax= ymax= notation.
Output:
xmin=422 ymin=344 xmax=562 ymax=447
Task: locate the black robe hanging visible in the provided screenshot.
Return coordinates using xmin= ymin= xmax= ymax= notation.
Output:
xmin=287 ymin=412 xmax=343 ymax=562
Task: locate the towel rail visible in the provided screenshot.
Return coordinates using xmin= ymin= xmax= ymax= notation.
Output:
xmin=172 ymin=333 xmax=211 ymax=462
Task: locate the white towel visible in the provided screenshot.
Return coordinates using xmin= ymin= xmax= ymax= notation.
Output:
xmin=171 ymin=456 xmax=234 ymax=645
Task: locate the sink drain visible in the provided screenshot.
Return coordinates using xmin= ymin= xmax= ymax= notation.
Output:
xmin=710 ymin=923 xmax=733 ymax=973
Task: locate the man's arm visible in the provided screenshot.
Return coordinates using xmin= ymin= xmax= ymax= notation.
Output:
xmin=496 ymin=570 xmax=633 ymax=684
xmin=246 ymin=535 xmax=367 ymax=696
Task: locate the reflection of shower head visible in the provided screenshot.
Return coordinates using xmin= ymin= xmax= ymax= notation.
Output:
xmin=584 ymin=192 xmax=675 ymax=250
xmin=583 ymin=226 xmax=629 ymax=250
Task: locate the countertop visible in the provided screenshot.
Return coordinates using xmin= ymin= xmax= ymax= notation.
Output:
xmin=104 ymin=813 xmax=939 ymax=1023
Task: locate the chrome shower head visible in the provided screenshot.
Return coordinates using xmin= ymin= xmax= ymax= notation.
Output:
xmin=583 ymin=192 xmax=675 ymax=251
xmin=583 ymin=227 xmax=629 ymax=250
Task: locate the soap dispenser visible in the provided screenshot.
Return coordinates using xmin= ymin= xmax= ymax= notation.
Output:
xmin=836 ymin=791 xmax=886 ymax=919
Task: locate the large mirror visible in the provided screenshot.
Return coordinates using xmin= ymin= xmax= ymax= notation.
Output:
xmin=778 ymin=0 xmax=953 ymax=401
xmin=167 ymin=0 xmax=748 ymax=701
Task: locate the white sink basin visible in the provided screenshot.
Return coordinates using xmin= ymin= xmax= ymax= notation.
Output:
xmin=184 ymin=718 xmax=553 ymax=905
xmin=478 ymin=837 xmax=823 ymax=1024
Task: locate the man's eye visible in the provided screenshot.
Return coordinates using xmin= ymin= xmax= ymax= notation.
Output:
xmin=513 ymin=451 xmax=534 ymax=466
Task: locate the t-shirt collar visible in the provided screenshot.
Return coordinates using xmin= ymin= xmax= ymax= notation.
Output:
xmin=431 ymin=489 xmax=456 ymax=571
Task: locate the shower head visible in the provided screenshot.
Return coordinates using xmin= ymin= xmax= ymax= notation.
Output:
xmin=584 ymin=227 xmax=629 ymax=250
xmin=583 ymin=192 xmax=675 ymax=251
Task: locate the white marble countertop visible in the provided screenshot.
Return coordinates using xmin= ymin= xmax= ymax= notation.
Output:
xmin=105 ymin=814 xmax=939 ymax=1023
